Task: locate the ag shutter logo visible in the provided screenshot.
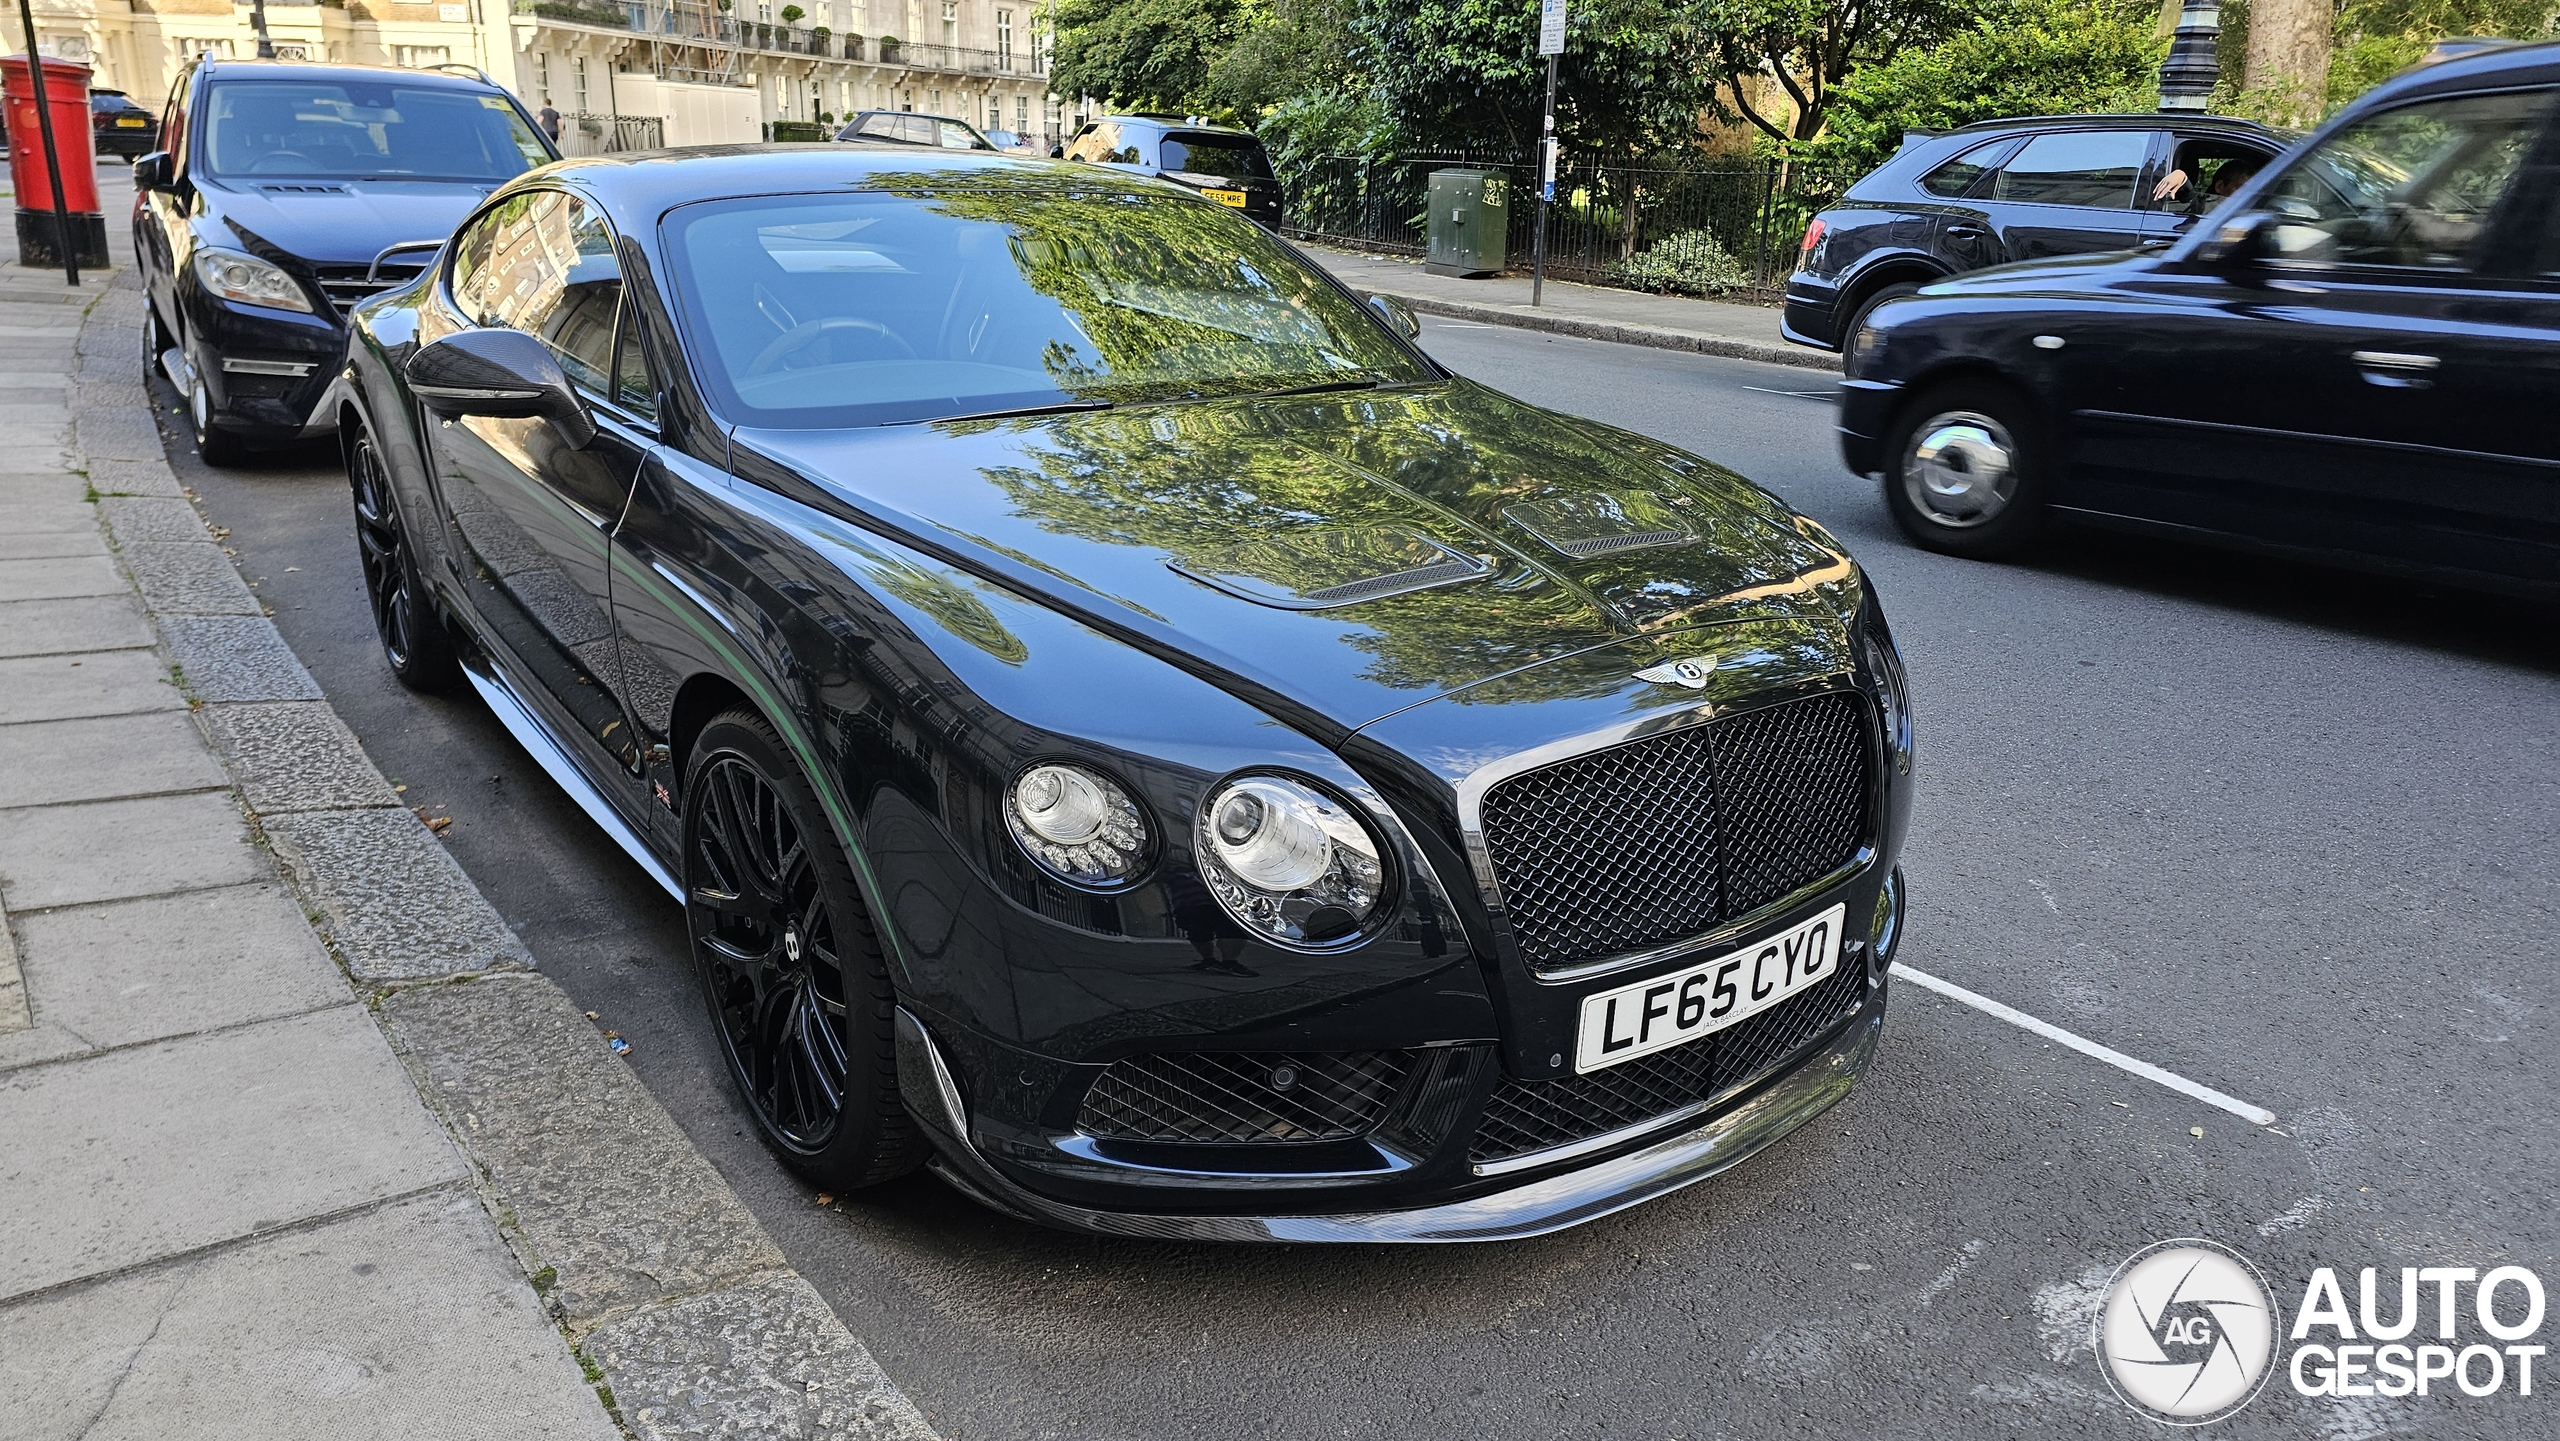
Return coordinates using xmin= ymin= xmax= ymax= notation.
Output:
xmin=2095 ymin=1239 xmax=2283 ymax=1425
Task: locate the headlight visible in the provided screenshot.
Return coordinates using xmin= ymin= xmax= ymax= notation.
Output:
xmin=192 ymin=247 xmax=314 ymax=313
xmin=1864 ymin=627 xmax=1911 ymax=766
xmin=1196 ymin=775 xmax=1385 ymax=946
xmin=1005 ymin=763 xmax=1148 ymax=887
xmin=1846 ymin=325 xmax=1880 ymax=377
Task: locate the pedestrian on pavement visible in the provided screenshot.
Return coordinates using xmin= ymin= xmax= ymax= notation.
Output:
xmin=537 ymin=104 xmax=561 ymax=145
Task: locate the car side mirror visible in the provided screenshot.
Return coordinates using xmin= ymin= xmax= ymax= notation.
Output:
xmin=1367 ymin=292 xmax=1420 ymax=340
xmin=132 ymin=152 xmax=171 ymax=191
xmin=406 ymin=328 xmax=596 ymax=450
xmin=2192 ymin=210 xmax=2282 ymax=269
xmin=1049 ymin=145 xmax=1065 ymax=158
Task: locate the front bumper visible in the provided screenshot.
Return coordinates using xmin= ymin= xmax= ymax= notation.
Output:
xmin=180 ymin=290 xmax=350 ymax=439
xmin=899 ymin=967 xmax=1888 ymax=1242
xmin=1837 ymin=377 xmax=1903 ymax=478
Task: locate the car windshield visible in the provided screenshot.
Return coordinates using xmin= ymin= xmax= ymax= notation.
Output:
xmin=1160 ymin=134 xmax=1273 ymax=181
xmin=200 ymin=79 xmax=550 ymax=183
xmin=661 ymin=181 xmax=1426 ymax=429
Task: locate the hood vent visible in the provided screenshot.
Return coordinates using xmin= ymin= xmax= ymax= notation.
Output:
xmin=259 ymin=183 xmax=352 ymax=195
xmin=1171 ymin=527 xmax=1491 ymax=610
xmin=1502 ymin=490 xmax=1696 ymax=558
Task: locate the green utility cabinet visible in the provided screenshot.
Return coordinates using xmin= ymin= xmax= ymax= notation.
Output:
xmin=1424 ymin=168 xmax=1509 ymax=277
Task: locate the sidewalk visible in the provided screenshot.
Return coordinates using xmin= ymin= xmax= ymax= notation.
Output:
xmin=1 ymin=177 xmax=940 ymax=1440
xmin=1299 ymin=242 xmax=1839 ymax=371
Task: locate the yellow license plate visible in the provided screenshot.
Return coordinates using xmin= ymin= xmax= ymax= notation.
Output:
xmin=116 ymin=118 xmax=147 ymax=127
xmin=1202 ymin=188 xmax=1248 ymax=208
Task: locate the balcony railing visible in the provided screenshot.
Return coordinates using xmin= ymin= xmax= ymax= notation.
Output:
xmin=511 ymin=2 xmax=1045 ymax=74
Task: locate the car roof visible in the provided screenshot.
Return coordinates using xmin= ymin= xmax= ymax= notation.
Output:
xmin=2358 ymin=35 xmax=2560 ymax=103
xmin=1943 ymin=112 xmax=2283 ymax=140
xmin=1099 ymin=115 xmax=1258 ymax=139
xmin=853 ymin=109 xmax=975 ymax=127
xmin=192 ymin=58 xmax=507 ymax=91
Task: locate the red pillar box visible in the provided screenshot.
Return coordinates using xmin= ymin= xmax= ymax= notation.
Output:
xmin=2 ymin=53 xmax=109 ymax=269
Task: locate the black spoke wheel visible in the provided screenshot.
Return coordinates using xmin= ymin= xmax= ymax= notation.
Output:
xmin=346 ymin=416 xmax=460 ymax=691
xmin=686 ymin=710 xmax=923 ymax=1189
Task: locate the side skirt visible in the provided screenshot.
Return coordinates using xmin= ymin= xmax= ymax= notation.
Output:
xmin=459 ymin=652 xmax=683 ymax=901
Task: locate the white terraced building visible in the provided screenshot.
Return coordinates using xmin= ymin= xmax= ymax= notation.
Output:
xmin=3 ymin=0 xmax=1071 ymax=154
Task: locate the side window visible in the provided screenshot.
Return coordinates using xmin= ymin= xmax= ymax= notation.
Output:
xmin=453 ymin=190 xmax=622 ymax=396
xmin=855 ymin=113 xmax=901 ymax=140
xmin=160 ymin=77 xmax=188 ymax=173
xmin=1992 ymin=131 xmax=2153 ymax=209
xmin=2263 ymin=88 xmax=2553 ymax=271
xmin=1066 ymin=122 xmax=1115 ymax=162
xmin=613 ymin=307 xmax=655 ymax=418
xmin=448 ymin=199 xmax=509 ymax=318
xmin=1920 ymin=140 xmax=2011 ymax=198
xmin=935 ymin=119 xmax=981 ymax=150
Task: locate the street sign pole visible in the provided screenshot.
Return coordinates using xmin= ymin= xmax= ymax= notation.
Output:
xmin=1532 ymin=0 xmax=1564 ymax=306
xmin=12 ymin=2 xmax=78 ymax=287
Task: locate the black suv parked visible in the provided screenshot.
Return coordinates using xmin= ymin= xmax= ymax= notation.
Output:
xmin=131 ymin=59 xmax=554 ymax=463
xmin=1058 ymin=115 xmax=1283 ymax=229
xmin=833 ymin=109 xmax=996 ymax=150
xmin=92 ymin=89 xmax=160 ymax=159
xmin=1782 ymin=114 xmax=2288 ymax=351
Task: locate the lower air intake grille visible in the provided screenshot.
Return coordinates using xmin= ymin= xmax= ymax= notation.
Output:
xmin=1480 ymin=692 xmax=1872 ymax=972
xmin=1467 ymin=961 xmax=1868 ymax=1166
xmin=1078 ymin=1049 xmax=1414 ymax=1144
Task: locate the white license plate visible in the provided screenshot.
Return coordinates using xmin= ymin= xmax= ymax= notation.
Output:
xmin=1574 ymin=904 xmax=1846 ymax=1074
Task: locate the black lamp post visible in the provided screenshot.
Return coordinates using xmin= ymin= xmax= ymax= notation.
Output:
xmin=251 ymin=0 xmax=276 ymax=58
xmin=2159 ymin=1 xmax=2220 ymax=111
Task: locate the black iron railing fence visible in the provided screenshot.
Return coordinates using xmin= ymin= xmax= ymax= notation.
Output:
xmin=1279 ymin=152 xmax=1864 ymax=297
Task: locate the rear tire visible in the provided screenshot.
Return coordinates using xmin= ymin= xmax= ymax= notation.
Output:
xmin=1841 ymin=280 xmax=1922 ymax=351
xmin=346 ymin=410 xmax=461 ymax=692
xmin=1882 ymin=377 xmax=2053 ymax=561
xmin=685 ymin=710 xmax=925 ymax=1193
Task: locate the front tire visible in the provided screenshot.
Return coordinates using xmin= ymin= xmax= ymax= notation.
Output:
xmin=187 ymin=368 xmax=244 ymax=468
xmin=1882 ymin=377 xmax=2052 ymax=560
xmin=685 ymin=710 xmax=924 ymax=1192
xmin=347 ymin=412 xmax=461 ymax=692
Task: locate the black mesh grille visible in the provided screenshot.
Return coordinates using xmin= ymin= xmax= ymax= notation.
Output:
xmin=1468 ymin=961 xmax=1869 ymax=1166
xmin=1077 ymin=1050 xmax=1414 ymax=1144
xmin=1480 ymin=693 xmax=1871 ymax=972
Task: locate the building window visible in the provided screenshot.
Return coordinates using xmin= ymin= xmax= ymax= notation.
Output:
xmin=929 ymin=89 xmax=941 ymax=114
xmin=393 ymin=45 xmax=451 ymax=68
xmin=941 ymin=0 xmax=957 ymax=44
xmin=536 ymin=53 xmax=551 ymax=104
xmin=180 ymin=37 xmax=235 ymax=60
xmin=995 ymin=9 xmax=1012 ymax=66
xmin=758 ymin=3 xmax=772 ymax=20
xmin=1016 ymin=95 xmax=1027 ymax=128
xmin=574 ymin=55 xmax=589 ymax=112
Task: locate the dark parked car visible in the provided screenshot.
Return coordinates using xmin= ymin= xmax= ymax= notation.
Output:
xmin=130 ymin=58 xmax=555 ymax=464
xmin=832 ymin=109 xmax=995 ymax=150
xmin=1783 ymin=114 xmax=2288 ymax=351
xmin=92 ymin=89 xmax=160 ymax=159
xmin=339 ymin=145 xmax=1913 ymax=1241
xmin=1059 ymin=114 xmax=1283 ymax=229
xmin=1840 ymin=42 xmax=2560 ymax=601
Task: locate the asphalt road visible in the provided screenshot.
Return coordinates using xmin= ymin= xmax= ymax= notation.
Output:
xmin=163 ymin=315 xmax=2558 ymax=1440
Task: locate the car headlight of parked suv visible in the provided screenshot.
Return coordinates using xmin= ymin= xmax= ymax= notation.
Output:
xmin=192 ymin=247 xmax=314 ymax=314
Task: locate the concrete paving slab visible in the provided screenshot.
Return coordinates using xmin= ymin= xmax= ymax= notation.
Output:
xmin=0 ymin=498 xmax=103 ymax=534
xmin=73 ymin=408 xmax=168 ymax=464
xmin=96 ymin=494 xmax=207 ymax=546
xmin=159 ymin=614 xmax=324 ymax=703
xmin=263 ymin=808 xmax=536 ymax=979
xmin=587 ymin=1272 xmax=939 ymax=1441
xmin=0 ymin=552 xmax=122 ymax=602
xmin=0 ymin=1189 xmax=624 ymax=1441
xmin=118 ymin=540 xmax=261 ymax=616
xmin=0 ymin=1005 xmax=468 ymax=1297
xmin=84 ymin=455 xmax=184 ymax=498
xmin=0 ymin=528 xmax=105 ymax=560
xmin=1 ymin=883 xmax=348 ymax=1062
xmin=0 ymin=912 xmax=23 ymax=1035
xmin=0 ymin=791 xmax=266 ymax=911
xmin=0 ymin=650 xmax=184 ymax=725
xmin=203 ymin=702 xmax=402 ymax=813
xmin=383 ymin=975 xmax=784 ymax=1326
xmin=0 ymin=594 xmax=152 ymax=659
xmin=0 ymin=710 xmax=227 ymax=808
xmin=0 ymin=471 xmax=83 ymax=504
xmin=73 ymin=378 xmax=149 ymax=414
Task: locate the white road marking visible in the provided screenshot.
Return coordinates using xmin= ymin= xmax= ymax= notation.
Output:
xmin=1740 ymin=384 xmax=1837 ymax=401
xmin=1891 ymin=962 xmax=2279 ymax=1126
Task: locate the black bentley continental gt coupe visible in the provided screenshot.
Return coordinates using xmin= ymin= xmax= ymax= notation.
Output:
xmin=340 ymin=144 xmax=1915 ymax=1242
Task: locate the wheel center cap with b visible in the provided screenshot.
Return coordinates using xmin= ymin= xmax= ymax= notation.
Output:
xmin=783 ymin=926 xmax=803 ymax=964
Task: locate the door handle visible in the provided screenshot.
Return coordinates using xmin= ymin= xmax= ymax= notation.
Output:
xmin=1946 ymin=225 xmax=1986 ymax=238
xmin=2351 ymin=350 xmax=2439 ymax=389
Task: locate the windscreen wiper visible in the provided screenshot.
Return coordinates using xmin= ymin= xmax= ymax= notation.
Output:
xmin=892 ymin=399 xmax=1113 ymax=426
xmin=1247 ymin=378 xmax=1388 ymax=400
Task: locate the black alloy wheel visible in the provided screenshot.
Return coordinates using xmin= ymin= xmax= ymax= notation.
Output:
xmin=685 ymin=710 xmax=923 ymax=1190
xmin=1882 ymin=376 xmax=2053 ymax=561
xmin=346 ymin=414 xmax=461 ymax=691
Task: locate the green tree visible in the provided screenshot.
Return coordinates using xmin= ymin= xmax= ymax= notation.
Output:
xmin=1354 ymin=0 xmax=1728 ymax=156
xmin=1692 ymin=0 xmax=1969 ymax=144
xmin=1052 ymin=0 xmax=1249 ymax=113
xmin=1812 ymin=0 xmax=2164 ymax=172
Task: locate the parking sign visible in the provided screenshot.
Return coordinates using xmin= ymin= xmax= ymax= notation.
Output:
xmin=1539 ymin=0 xmax=1567 ymax=55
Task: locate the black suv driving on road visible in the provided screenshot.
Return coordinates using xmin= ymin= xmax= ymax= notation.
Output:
xmin=131 ymin=58 xmax=554 ymax=463
xmin=1782 ymin=114 xmax=2288 ymax=351
xmin=1059 ymin=115 xmax=1283 ymax=229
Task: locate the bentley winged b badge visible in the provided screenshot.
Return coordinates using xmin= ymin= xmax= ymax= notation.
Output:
xmin=1634 ymin=656 xmax=1717 ymax=689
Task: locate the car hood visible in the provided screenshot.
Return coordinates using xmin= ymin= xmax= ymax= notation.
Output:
xmin=201 ymin=177 xmax=500 ymax=265
xmin=1923 ymin=248 xmax=2160 ymax=298
xmin=735 ymin=377 xmax=1864 ymax=736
